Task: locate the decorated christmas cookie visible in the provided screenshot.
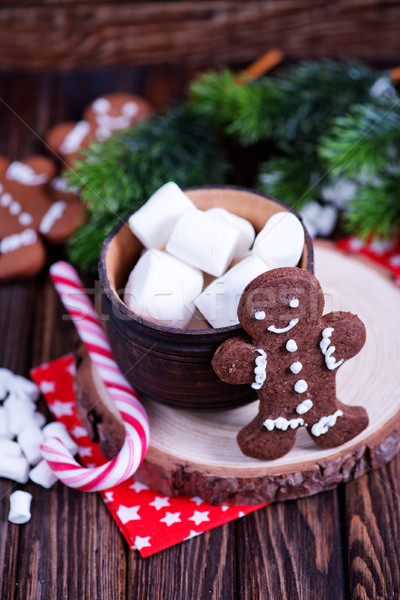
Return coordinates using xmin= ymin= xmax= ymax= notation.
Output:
xmin=0 ymin=156 xmax=86 ymax=281
xmin=46 ymin=92 xmax=152 ymax=166
xmin=212 ymin=267 xmax=368 ymax=460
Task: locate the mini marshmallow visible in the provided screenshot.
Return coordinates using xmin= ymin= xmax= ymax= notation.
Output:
xmin=12 ymin=375 xmax=40 ymax=402
xmin=0 ymin=406 xmax=13 ymax=440
xmin=29 ymin=459 xmax=58 ymax=489
xmin=17 ymin=423 xmax=44 ymax=465
xmin=124 ymin=249 xmax=203 ymax=328
xmin=252 ymin=212 xmax=304 ymax=268
xmin=166 ymin=208 xmax=241 ymax=277
xmin=129 ymin=182 xmax=195 ymax=249
xmin=33 ymin=411 xmax=46 ymax=428
xmin=42 ymin=422 xmax=78 ymax=455
xmin=206 ymin=207 xmax=255 ymax=259
xmin=0 ymin=440 xmax=23 ymax=458
xmin=0 ymin=455 xmax=30 ymax=483
xmin=195 ymin=255 xmax=269 ymax=328
xmin=4 ymin=397 xmax=36 ymax=435
xmin=8 ymin=490 xmax=32 ymax=524
xmin=0 ymin=368 xmax=13 ymax=399
xmin=0 ymin=369 xmax=39 ymax=402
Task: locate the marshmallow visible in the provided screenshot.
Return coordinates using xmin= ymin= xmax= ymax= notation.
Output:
xmin=0 ymin=455 xmax=30 ymax=483
xmin=166 ymin=208 xmax=241 ymax=277
xmin=0 ymin=368 xmax=13 ymax=399
xmin=0 ymin=406 xmax=13 ymax=440
xmin=17 ymin=423 xmax=44 ymax=465
xmin=206 ymin=207 xmax=255 ymax=259
xmin=0 ymin=440 xmax=23 ymax=457
xmin=124 ymin=249 xmax=203 ymax=328
xmin=0 ymin=369 xmax=39 ymax=402
xmin=4 ymin=396 xmax=36 ymax=435
xmin=252 ymin=212 xmax=304 ymax=268
xmin=128 ymin=182 xmax=194 ymax=249
xmin=195 ymin=255 xmax=269 ymax=328
xmin=12 ymin=375 xmax=40 ymax=402
xmin=42 ymin=422 xmax=78 ymax=455
xmin=8 ymin=490 xmax=32 ymax=524
xmin=34 ymin=411 xmax=47 ymax=428
xmin=29 ymin=459 xmax=58 ymax=489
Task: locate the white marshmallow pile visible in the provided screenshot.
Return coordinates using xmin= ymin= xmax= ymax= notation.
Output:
xmin=0 ymin=368 xmax=79 ymax=524
xmin=126 ymin=183 xmax=305 ymax=329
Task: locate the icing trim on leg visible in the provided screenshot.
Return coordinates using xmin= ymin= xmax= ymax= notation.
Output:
xmin=311 ymin=410 xmax=343 ymax=437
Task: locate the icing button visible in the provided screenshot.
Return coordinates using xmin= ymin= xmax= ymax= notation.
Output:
xmin=286 ymin=339 xmax=298 ymax=352
xmin=294 ymin=379 xmax=308 ymax=393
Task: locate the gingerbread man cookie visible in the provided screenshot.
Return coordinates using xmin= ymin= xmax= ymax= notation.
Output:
xmin=212 ymin=267 xmax=368 ymax=460
xmin=46 ymin=92 xmax=152 ymax=167
xmin=0 ymin=156 xmax=86 ymax=281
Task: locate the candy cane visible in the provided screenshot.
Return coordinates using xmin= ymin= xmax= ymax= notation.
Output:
xmin=42 ymin=261 xmax=149 ymax=491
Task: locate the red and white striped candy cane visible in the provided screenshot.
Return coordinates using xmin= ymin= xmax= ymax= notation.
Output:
xmin=42 ymin=260 xmax=149 ymax=492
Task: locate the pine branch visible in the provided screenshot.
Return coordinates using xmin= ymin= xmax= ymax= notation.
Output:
xmin=65 ymin=105 xmax=225 ymax=273
xmin=190 ymin=60 xmax=380 ymax=149
xmin=66 ymin=212 xmax=120 ymax=274
xmin=345 ymin=173 xmax=400 ymax=238
xmin=66 ymin=105 xmax=225 ymax=215
xmin=319 ymin=100 xmax=400 ymax=178
xmin=257 ymin=155 xmax=323 ymax=210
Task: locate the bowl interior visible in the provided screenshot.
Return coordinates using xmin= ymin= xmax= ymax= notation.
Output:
xmin=103 ymin=187 xmax=312 ymax=332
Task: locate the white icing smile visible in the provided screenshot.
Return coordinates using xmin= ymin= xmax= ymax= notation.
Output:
xmin=268 ymin=318 xmax=299 ymax=334
xmin=311 ymin=410 xmax=343 ymax=437
xmin=320 ymin=327 xmax=344 ymax=370
xmin=251 ymin=349 xmax=267 ymax=390
xmin=264 ymin=416 xmax=304 ymax=431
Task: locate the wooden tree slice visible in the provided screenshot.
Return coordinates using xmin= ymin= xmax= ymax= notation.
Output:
xmin=135 ymin=243 xmax=400 ymax=505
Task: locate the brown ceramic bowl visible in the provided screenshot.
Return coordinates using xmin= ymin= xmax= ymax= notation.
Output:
xmin=99 ymin=186 xmax=314 ymax=410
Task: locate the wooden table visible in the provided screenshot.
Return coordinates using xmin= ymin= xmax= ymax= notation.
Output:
xmin=1 ymin=71 xmax=400 ymax=600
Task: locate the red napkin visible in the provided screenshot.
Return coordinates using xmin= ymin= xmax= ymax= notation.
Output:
xmin=336 ymin=236 xmax=400 ymax=285
xmin=30 ymin=355 xmax=268 ymax=557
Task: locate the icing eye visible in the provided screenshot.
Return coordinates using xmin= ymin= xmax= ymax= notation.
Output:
xmin=289 ymin=298 xmax=299 ymax=308
xmin=254 ymin=311 xmax=266 ymax=320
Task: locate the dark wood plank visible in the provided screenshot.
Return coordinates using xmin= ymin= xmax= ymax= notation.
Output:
xmin=236 ymin=494 xmax=346 ymax=600
xmin=0 ymin=278 xmax=38 ymax=600
xmin=128 ymin=523 xmax=237 ymax=600
xmin=344 ymin=457 xmax=400 ymax=600
xmin=0 ymin=1 xmax=399 ymax=71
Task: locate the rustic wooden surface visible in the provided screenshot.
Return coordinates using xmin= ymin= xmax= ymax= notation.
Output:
xmin=1 ymin=0 xmax=400 ymax=71
xmin=0 ymin=69 xmax=400 ymax=600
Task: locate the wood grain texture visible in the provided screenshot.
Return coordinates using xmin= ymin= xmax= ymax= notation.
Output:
xmin=237 ymin=493 xmax=346 ymax=600
xmin=0 ymin=1 xmax=399 ymax=71
xmin=344 ymin=459 xmax=400 ymax=600
xmin=128 ymin=524 xmax=237 ymax=600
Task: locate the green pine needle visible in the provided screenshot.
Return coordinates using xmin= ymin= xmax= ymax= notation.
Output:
xmin=345 ymin=173 xmax=400 ymax=238
xmin=190 ymin=59 xmax=380 ymax=149
xmin=65 ymin=105 xmax=225 ymax=273
xmin=257 ymin=155 xmax=323 ymax=210
xmin=319 ymin=100 xmax=400 ymax=178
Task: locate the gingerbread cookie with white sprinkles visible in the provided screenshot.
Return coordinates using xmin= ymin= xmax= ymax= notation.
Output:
xmin=212 ymin=267 xmax=368 ymax=460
